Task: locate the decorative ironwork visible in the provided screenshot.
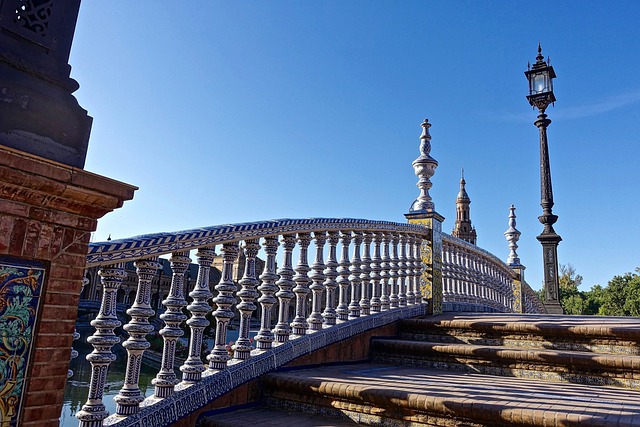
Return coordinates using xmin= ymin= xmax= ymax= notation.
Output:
xmin=14 ymin=0 xmax=53 ymax=37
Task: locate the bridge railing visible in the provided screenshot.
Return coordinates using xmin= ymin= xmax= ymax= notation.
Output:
xmin=441 ymin=233 xmax=544 ymax=314
xmin=75 ymin=216 xmax=546 ymax=426
xmin=76 ymin=218 xmax=429 ymax=427
xmin=522 ymin=279 xmax=546 ymax=314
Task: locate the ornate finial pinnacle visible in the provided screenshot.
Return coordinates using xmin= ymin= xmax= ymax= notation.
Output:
xmin=107 ymin=234 xmax=112 ymax=241
xmin=461 ymin=166 xmax=465 ymax=180
xmin=420 ymin=118 xmax=431 ymax=139
xmin=504 ymin=205 xmax=521 ymax=266
xmin=536 ymin=43 xmax=544 ymax=62
xmin=408 ymin=118 xmax=438 ymax=214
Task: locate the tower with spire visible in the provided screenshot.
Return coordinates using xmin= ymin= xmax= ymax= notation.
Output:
xmin=452 ymin=168 xmax=477 ymax=245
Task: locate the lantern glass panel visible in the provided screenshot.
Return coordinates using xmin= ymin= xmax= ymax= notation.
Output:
xmin=532 ymin=73 xmax=548 ymax=94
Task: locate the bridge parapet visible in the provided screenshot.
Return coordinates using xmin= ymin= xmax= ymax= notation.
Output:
xmin=76 ymin=218 xmax=428 ymax=426
xmin=76 ymin=216 xmax=545 ymax=426
xmin=441 ymin=233 xmax=544 ymax=314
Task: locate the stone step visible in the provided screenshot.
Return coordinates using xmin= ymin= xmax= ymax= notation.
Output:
xmin=198 ymin=405 xmax=360 ymax=426
xmin=371 ymin=339 xmax=640 ymax=389
xmin=258 ymin=363 xmax=640 ymax=426
xmin=399 ymin=314 xmax=640 ymax=355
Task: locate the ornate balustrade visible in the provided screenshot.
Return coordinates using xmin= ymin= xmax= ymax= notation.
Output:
xmin=441 ymin=233 xmax=543 ymax=314
xmin=74 ymin=216 xmax=546 ymax=426
xmin=522 ymin=280 xmax=546 ymax=314
xmin=75 ymin=218 xmax=429 ymax=427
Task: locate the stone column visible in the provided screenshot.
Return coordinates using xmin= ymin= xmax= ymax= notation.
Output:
xmin=504 ymin=205 xmax=526 ymax=313
xmin=405 ymin=119 xmax=445 ymax=315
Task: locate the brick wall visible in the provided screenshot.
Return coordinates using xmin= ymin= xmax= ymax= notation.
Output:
xmin=0 ymin=146 xmax=135 ymax=426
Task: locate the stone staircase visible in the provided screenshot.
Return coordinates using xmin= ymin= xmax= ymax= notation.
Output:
xmin=198 ymin=314 xmax=640 ymax=426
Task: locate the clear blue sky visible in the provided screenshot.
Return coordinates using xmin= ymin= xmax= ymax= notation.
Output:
xmin=70 ymin=2 xmax=640 ymax=291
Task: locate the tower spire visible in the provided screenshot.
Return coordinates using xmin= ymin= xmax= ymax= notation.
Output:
xmin=452 ymin=169 xmax=477 ymax=245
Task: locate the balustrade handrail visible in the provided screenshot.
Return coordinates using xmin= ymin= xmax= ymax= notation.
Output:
xmin=77 ymin=217 xmax=430 ymax=427
xmin=441 ymin=232 xmax=544 ymax=314
xmin=87 ymin=218 xmax=427 ymax=267
xmin=442 ymin=233 xmax=517 ymax=280
xmin=76 ymin=217 xmax=546 ymax=427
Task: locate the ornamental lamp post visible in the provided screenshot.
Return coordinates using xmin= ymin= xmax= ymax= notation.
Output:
xmin=525 ymin=43 xmax=563 ymax=314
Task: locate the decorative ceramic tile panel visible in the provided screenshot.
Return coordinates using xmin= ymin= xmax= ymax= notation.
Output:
xmin=0 ymin=256 xmax=46 ymax=427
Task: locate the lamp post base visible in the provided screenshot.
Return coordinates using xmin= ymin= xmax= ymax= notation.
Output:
xmin=544 ymin=302 xmax=564 ymax=315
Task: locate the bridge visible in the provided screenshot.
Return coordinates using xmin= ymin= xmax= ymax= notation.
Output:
xmin=66 ymin=119 xmax=640 ymax=427
xmin=1 ymin=2 xmax=639 ymax=426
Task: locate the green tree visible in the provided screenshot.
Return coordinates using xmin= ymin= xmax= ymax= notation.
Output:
xmin=558 ymin=264 xmax=587 ymax=315
xmin=598 ymin=270 xmax=640 ymax=316
xmin=583 ymin=284 xmax=604 ymax=315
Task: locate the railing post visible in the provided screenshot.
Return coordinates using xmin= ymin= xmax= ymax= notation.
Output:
xmin=256 ymin=236 xmax=279 ymax=349
xmin=405 ymin=118 xmax=445 ymax=315
xmin=322 ymin=231 xmax=340 ymax=325
xmin=274 ymin=235 xmax=295 ymax=342
xmin=380 ymin=233 xmax=391 ymax=311
xmin=389 ymin=233 xmax=400 ymax=308
xmin=511 ymin=267 xmax=525 ymax=313
xmin=370 ymin=233 xmax=383 ymax=313
xmin=404 ymin=217 xmax=443 ymax=314
xmin=348 ymin=231 xmax=363 ymax=319
xmin=114 ymin=257 xmax=161 ymax=416
xmin=336 ymin=231 xmax=352 ymax=321
xmin=291 ymin=233 xmax=311 ymax=335
xmin=77 ymin=263 xmax=126 ymax=427
xmin=413 ymin=235 xmax=424 ymax=305
xmin=207 ymin=243 xmax=239 ymax=371
xmin=181 ymin=246 xmax=215 ymax=381
xmin=153 ymin=251 xmax=191 ymax=398
xmin=406 ymin=235 xmax=416 ymax=305
xmin=308 ymin=232 xmax=327 ymax=330
xmin=398 ymin=234 xmax=408 ymax=307
xmin=234 ymin=239 xmax=260 ymax=360
xmin=360 ymin=232 xmax=373 ymax=314
xmin=505 ymin=205 xmax=526 ymax=313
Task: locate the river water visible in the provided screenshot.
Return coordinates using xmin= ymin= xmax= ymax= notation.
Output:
xmin=60 ymin=330 xmax=246 ymax=426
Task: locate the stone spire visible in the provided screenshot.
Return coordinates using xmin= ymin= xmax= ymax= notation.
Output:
xmin=504 ymin=205 xmax=521 ymax=266
xmin=451 ymin=169 xmax=477 ymax=245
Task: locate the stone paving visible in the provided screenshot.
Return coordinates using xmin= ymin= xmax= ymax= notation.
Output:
xmin=205 ymin=363 xmax=640 ymax=426
xmin=202 ymin=314 xmax=640 ymax=426
xmin=262 ymin=363 xmax=640 ymax=426
xmin=424 ymin=313 xmax=640 ymax=337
